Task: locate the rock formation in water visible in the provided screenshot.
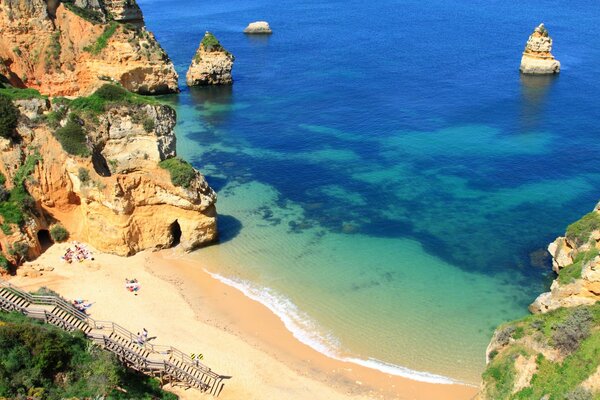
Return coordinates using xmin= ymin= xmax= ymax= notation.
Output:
xmin=477 ymin=203 xmax=600 ymax=399
xmin=243 ymin=21 xmax=272 ymax=34
xmin=520 ymin=23 xmax=561 ymax=74
xmin=0 ymin=84 xmax=217 ymax=264
xmin=186 ymin=32 xmax=234 ymax=86
xmin=0 ymin=0 xmax=178 ymax=96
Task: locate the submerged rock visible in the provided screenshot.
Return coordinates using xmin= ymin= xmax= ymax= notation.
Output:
xmin=520 ymin=23 xmax=561 ymax=74
xmin=186 ymin=32 xmax=234 ymax=86
xmin=243 ymin=21 xmax=272 ymax=34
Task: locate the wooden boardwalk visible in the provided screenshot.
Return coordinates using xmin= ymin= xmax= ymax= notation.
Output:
xmin=0 ymin=280 xmax=231 ymax=396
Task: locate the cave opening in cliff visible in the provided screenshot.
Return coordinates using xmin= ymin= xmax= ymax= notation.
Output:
xmin=92 ymin=149 xmax=112 ymax=177
xmin=37 ymin=229 xmax=53 ymax=251
xmin=170 ymin=220 xmax=182 ymax=247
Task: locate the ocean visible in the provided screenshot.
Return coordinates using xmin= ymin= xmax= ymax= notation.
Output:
xmin=138 ymin=0 xmax=600 ymax=384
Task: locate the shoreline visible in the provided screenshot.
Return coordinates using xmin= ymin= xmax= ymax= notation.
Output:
xmin=147 ymin=249 xmax=477 ymax=399
xmin=7 ymin=243 xmax=477 ymax=400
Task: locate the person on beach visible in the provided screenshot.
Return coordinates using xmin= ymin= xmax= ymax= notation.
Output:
xmin=142 ymin=328 xmax=148 ymax=342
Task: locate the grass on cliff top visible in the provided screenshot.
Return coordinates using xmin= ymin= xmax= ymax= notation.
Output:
xmin=159 ymin=157 xmax=197 ymax=189
xmin=0 ymin=87 xmax=46 ymax=100
xmin=566 ymin=211 xmax=600 ymax=246
xmin=196 ymin=32 xmax=232 ymax=61
xmin=0 ymin=312 xmax=178 ymax=400
xmin=201 ymin=32 xmax=223 ymax=51
xmin=482 ymin=304 xmax=600 ymax=400
xmin=84 ymin=22 xmax=119 ymax=55
xmin=69 ymin=83 xmax=159 ymax=114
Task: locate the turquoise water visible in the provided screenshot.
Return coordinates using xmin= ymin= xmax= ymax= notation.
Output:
xmin=139 ymin=0 xmax=600 ymax=383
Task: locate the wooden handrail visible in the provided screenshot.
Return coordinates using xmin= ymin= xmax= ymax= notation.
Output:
xmin=0 ymin=279 xmax=231 ymax=395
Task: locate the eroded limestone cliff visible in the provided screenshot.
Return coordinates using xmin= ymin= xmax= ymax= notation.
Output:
xmin=520 ymin=23 xmax=561 ymax=75
xmin=0 ymin=0 xmax=178 ymax=96
xmin=529 ymin=204 xmax=600 ymax=313
xmin=477 ymin=204 xmax=600 ymax=399
xmin=186 ymin=32 xmax=234 ymax=87
xmin=0 ymin=86 xmax=216 ymax=263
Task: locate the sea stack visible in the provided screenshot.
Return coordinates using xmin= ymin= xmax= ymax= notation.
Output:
xmin=520 ymin=23 xmax=561 ymax=74
xmin=243 ymin=21 xmax=272 ymax=34
xmin=186 ymin=32 xmax=234 ymax=86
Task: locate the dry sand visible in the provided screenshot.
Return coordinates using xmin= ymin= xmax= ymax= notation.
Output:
xmin=7 ymin=243 xmax=478 ymax=400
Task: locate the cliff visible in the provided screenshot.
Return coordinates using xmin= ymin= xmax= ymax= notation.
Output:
xmin=530 ymin=204 xmax=600 ymax=313
xmin=0 ymin=84 xmax=217 ymax=267
xmin=186 ymin=32 xmax=234 ymax=87
xmin=0 ymin=0 xmax=178 ymax=96
xmin=477 ymin=204 xmax=600 ymax=399
xmin=520 ymin=23 xmax=561 ymax=75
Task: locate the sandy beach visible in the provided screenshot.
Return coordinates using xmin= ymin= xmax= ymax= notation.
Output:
xmin=7 ymin=243 xmax=477 ymax=400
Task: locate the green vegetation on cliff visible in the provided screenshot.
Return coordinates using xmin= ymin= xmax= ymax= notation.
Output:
xmin=159 ymin=157 xmax=196 ymax=188
xmin=481 ymin=304 xmax=600 ymax=400
xmin=0 ymin=87 xmax=45 ymax=101
xmin=0 ymin=312 xmax=177 ymax=399
xmin=54 ymin=118 xmax=90 ymax=157
xmin=0 ymin=94 xmax=18 ymax=139
xmin=566 ymin=211 xmax=600 ymax=246
xmin=201 ymin=32 xmax=222 ymax=51
xmin=70 ymin=83 xmax=158 ymax=114
xmin=558 ymin=248 xmax=599 ymax=284
xmin=62 ymin=1 xmax=105 ymax=24
xmin=0 ymin=153 xmax=41 ymax=228
xmin=84 ymin=22 xmax=119 ymax=55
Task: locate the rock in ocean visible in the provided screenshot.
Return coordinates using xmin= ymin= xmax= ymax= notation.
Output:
xmin=520 ymin=23 xmax=561 ymax=74
xmin=186 ymin=32 xmax=234 ymax=86
xmin=243 ymin=21 xmax=272 ymax=34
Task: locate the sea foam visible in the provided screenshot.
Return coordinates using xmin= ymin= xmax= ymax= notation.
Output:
xmin=204 ymin=270 xmax=458 ymax=385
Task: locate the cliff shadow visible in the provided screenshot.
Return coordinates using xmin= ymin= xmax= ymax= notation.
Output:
xmin=519 ymin=73 xmax=558 ymax=131
xmin=189 ymin=85 xmax=235 ymax=126
xmin=216 ymin=214 xmax=242 ymax=245
xmin=245 ymin=34 xmax=271 ymax=47
xmin=205 ymin=175 xmax=228 ymax=192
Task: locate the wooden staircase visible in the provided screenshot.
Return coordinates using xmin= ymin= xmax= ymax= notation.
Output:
xmin=0 ymin=280 xmax=230 ymax=396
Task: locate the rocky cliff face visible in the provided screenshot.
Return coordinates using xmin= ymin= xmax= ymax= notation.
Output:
xmin=477 ymin=203 xmax=600 ymax=399
xmin=520 ymin=23 xmax=561 ymax=74
xmin=0 ymin=89 xmax=217 ymax=262
xmin=0 ymin=0 xmax=178 ymax=96
xmin=186 ymin=32 xmax=234 ymax=87
xmin=529 ymin=204 xmax=600 ymax=313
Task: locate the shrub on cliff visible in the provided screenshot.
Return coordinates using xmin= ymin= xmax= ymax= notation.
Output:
xmin=0 ymin=94 xmax=19 ymax=139
xmin=552 ymin=308 xmax=592 ymax=354
xmin=54 ymin=120 xmax=90 ymax=157
xmin=95 ymin=83 xmax=129 ymax=101
xmin=50 ymin=225 xmax=69 ymax=242
xmin=565 ymin=387 xmax=593 ymax=400
xmin=0 ymin=253 xmax=10 ymax=272
xmin=159 ymin=157 xmax=196 ymax=188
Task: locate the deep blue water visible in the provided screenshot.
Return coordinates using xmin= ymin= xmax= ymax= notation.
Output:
xmin=138 ymin=0 xmax=600 ymax=382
